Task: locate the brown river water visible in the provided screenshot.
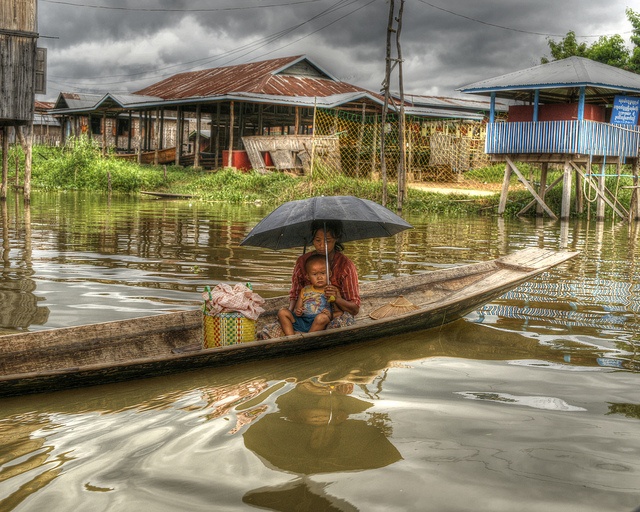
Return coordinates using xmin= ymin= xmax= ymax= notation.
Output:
xmin=0 ymin=192 xmax=638 ymax=512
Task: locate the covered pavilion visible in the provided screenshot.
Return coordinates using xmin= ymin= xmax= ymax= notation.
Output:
xmin=459 ymin=56 xmax=640 ymax=220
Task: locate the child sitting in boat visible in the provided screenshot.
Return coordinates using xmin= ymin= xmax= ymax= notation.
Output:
xmin=277 ymin=254 xmax=342 ymax=335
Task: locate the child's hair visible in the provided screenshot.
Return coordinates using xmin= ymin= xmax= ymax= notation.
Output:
xmin=305 ymin=253 xmax=327 ymax=273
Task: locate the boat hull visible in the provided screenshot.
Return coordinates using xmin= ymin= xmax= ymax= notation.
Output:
xmin=0 ymin=248 xmax=579 ymax=397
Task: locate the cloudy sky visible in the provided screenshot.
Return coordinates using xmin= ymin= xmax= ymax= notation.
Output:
xmin=37 ymin=0 xmax=637 ymax=102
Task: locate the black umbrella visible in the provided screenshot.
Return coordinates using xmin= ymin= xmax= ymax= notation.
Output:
xmin=240 ymin=195 xmax=413 ymax=251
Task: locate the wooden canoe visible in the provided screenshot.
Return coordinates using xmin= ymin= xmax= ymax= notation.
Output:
xmin=113 ymin=147 xmax=177 ymax=165
xmin=0 ymin=247 xmax=578 ymax=397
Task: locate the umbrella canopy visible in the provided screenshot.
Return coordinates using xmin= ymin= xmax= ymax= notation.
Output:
xmin=240 ymin=195 xmax=412 ymax=250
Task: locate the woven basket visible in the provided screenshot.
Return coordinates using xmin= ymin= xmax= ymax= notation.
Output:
xmin=203 ymin=312 xmax=256 ymax=348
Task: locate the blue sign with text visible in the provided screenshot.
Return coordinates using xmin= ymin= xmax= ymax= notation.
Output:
xmin=611 ymin=95 xmax=640 ymax=125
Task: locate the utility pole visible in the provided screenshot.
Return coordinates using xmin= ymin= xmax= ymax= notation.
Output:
xmin=380 ymin=0 xmax=406 ymax=211
xmin=396 ymin=0 xmax=406 ymax=212
xmin=380 ymin=0 xmax=395 ymax=208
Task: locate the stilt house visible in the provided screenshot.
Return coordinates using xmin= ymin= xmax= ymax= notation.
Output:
xmin=458 ymin=57 xmax=640 ymax=220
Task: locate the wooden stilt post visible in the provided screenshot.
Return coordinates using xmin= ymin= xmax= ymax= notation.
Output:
xmin=215 ymin=103 xmax=221 ymax=168
xmin=195 ymin=104 xmax=201 ymax=168
xmin=227 ymin=101 xmax=235 ymax=168
xmin=631 ymin=159 xmax=640 ymax=221
xmin=16 ymin=125 xmax=32 ymax=203
xmin=536 ymin=162 xmax=548 ymax=217
xmin=127 ymin=111 xmax=132 ymax=151
xmin=560 ymin=159 xmax=572 ymax=220
xmin=596 ymin=161 xmax=605 ymax=221
xmin=356 ymin=102 xmax=365 ymax=178
xmin=575 ymin=163 xmax=583 ymax=214
xmin=1 ymin=127 xmax=8 ymax=200
xmin=371 ymin=116 xmax=378 ymax=178
xmin=153 ymin=108 xmax=159 ymax=165
xmin=138 ymin=112 xmax=143 ymax=164
xmin=174 ymin=107 xmax=182 ymax=167
xmin=159 ymin=109 xmax=164 ymax=150
xmin=506 ymin=156 xmax=558 ymax=219
xmin=102 ymin=112 xmax=107 ymax=155
xmin=498 ymin=162 xmax=512 ymax=216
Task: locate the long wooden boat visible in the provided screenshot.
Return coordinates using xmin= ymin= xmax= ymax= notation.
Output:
xmin=112 ymin=147 xmax=177 ymax=165
xmin=0 ymin=248 xmax=578 ymax=397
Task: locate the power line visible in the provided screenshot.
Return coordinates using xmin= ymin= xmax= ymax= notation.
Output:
xmin=417 ymin=0 xmax=631 ymax=38
xmin=41 ymin=0 xmax=324 ymax=13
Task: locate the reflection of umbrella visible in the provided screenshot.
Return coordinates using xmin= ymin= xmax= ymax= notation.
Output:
xmin=240 ymin=195 xmax=412 ymax=251
xmin=243 ymin=479 xmax=359 ymax=511
xmin=243 ymin=382 xmax=402 ymax=475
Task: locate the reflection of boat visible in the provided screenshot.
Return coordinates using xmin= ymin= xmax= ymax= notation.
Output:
xmin=0 ymin=248 xmax=577 ymax=397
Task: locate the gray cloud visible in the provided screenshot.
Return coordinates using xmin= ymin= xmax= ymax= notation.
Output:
xmin=37 ymin=0 xmax=635 ymax=101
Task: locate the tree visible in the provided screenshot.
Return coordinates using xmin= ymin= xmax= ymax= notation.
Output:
xmin=588 ymin=34 xmax=630 ymax=69
xmin=541 ymin=31 xmax=587 ymax=63
xmin=627 ymin=8 xmax=640 ymax=73
xmin=541 ymin=9 xmax=640 ymax=73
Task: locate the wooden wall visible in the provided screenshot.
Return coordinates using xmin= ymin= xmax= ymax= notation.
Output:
xmin=0 ymin=0 xmax=38 ymax=126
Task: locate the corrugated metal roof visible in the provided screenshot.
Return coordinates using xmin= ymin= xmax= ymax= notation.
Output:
xmin=134 ymin=55 xmax=375 ymax=100
xmin=458 ymin=56 xmax=640 ymax=103
xmin=34 ymin=101 xmax=54 ymax=112
xmin=53 ymin=92 xmax=103 ymax=110
xmin=403 ymin=94 xmax=510 ymax=113
xmin=403 ymin=106 xmax=483 ymax=120
xmin=34 ymin=113 xmax=60 ymax=127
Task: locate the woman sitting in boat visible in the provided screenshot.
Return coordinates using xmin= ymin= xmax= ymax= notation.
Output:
xmin=277 ymin=253 xmax=342 ymax=335
xmin=257 ymin=221 xmax=361 ymax=339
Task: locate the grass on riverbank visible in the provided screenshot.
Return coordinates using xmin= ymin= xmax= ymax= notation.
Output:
xmin=5 ymin=138 xmax=617 ymax=217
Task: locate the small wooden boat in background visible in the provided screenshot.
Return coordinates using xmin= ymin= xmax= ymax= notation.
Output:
xmin=0 ymin=247 xmax=578 ymax=397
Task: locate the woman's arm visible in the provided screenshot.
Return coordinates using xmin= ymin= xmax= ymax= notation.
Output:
xmin=330 ymin=254 xmax=360 ymax=315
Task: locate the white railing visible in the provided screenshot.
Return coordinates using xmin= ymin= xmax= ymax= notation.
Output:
xmin=486 ymin=120 xmax=640 ymax=158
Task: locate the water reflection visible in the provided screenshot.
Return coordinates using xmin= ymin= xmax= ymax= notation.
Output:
xmin=0 ymin=198 xmax=49 ymax=332
xmin=243 ymin=378 xmax=401 ymax=475
xmin=242 ymin=378 xmax=400 ymax=512
xmin=0 ymin=315 xmax=637 ymax=511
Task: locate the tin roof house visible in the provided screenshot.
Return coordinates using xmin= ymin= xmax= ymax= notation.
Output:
xmin=51 ymin=55 xmax=489 ymax=174
xmin=458 ymin=56 xmax=640 ymax=220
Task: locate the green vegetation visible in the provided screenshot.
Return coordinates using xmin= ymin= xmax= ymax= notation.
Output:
xmin=542 ymin=8 xmax=640 ymax=72
xmin=1 ymin=137 xmax=636 ymax=219
xmin=28 ymin=138 xmax=199 ymax=192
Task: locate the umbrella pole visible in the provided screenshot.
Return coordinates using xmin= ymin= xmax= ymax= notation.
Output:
xmin=323 ymin=222 xmax=330 ymax=285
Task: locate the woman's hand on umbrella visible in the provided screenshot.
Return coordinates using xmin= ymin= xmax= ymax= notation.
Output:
xmin=324 ymin=285 xmax=340 ymax=303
